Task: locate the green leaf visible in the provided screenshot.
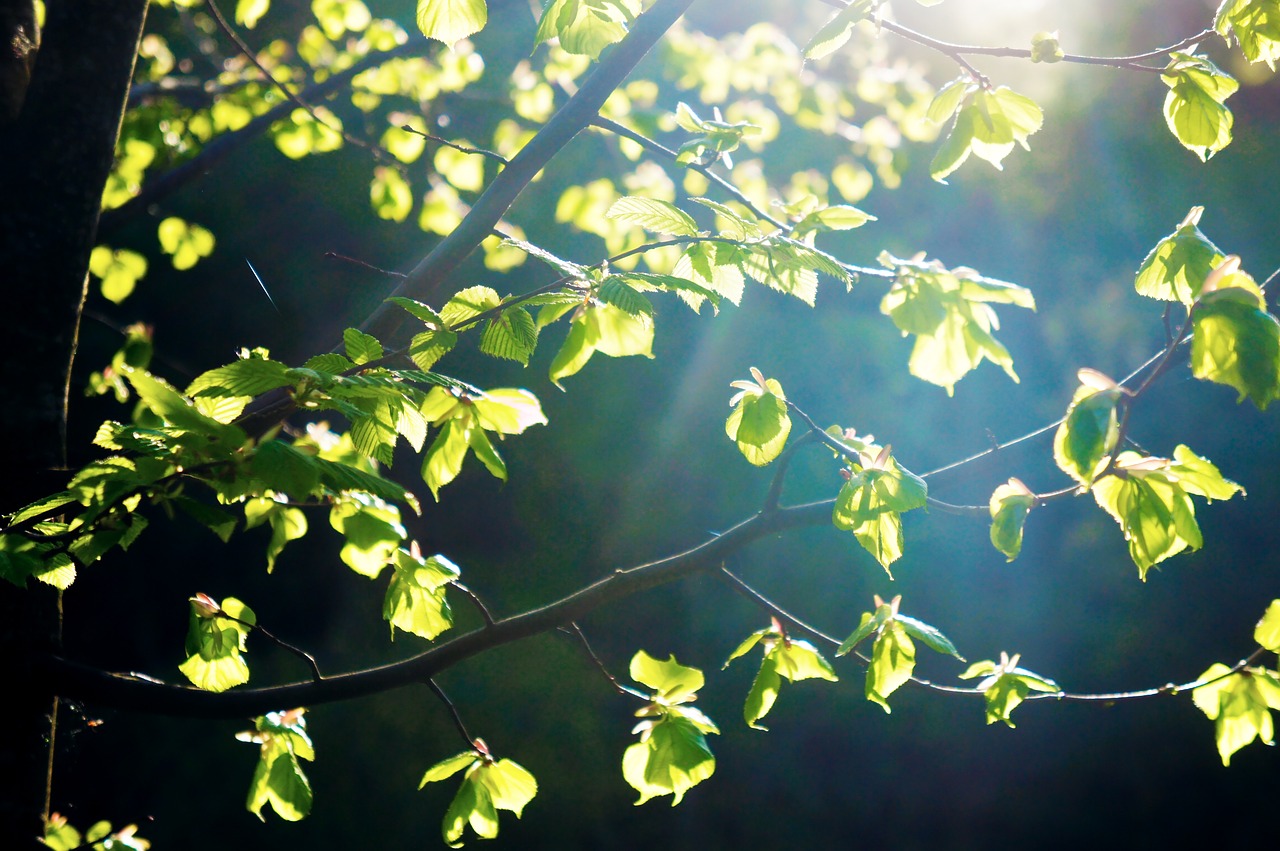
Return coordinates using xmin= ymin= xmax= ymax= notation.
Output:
xmin=1162 ymin=52 xmax=1238 ymax=160
xmin=725 ymin=378 xmax=791 ymax=467
xmin=1215 ymin=0 xmax=1280 ymax=67
xmin=866 ymin=621 xmax=915 ymax=712
xmin=1254 ymin=600 xmax=1280 ymax=652
xmin=371 ymin=166 xmax=413 ymax=222
xmin=802 ymin=0 xmax=874 ymax=61
xmin=959 ymin=652 xmax=1060 ymax=727
xmin=384 ymin=549 xmax=458 ymax=640
xmin=606 ymin=196 xmax=698 ymax=237
xmin=237 ymin=0 xmax=270 ymax=27
xmin=989 ymin=477 xmax=1037 ymax=561
xmin=534 ymin=0 xmax=637 ymax=59
xmin=388 ymin=296 xmax=446 ymax=327
xmin=1134 ymin=207 xmax=1225 ymax=303
xmin=623 ymin=711 xmax=718 ymax=806
xmin=831 ymin=450 xmax=928 ymax=574
xmin=245 ymin=497 xmax=308 ymax=572
xmin=124 ymin=366 xmax=247 ymax=447
xmin=187 ymin=356 xmax=293 ymax=400
xmin=725 ymin=625 xmax=837 ymax=729
xmin=791 ymin=204 xmax=876 ymax=240
xmin=1030 ymin=30 xmax=1064 ymax=62
xmin=440 ymin=285 xmax=502 ymax=329
xmin=1192 ymin=663 xmax=1280 ymax=764
xmin=630 ymin=650 xmax=705 ymax=704
xmin=157 ymin=216 xmax=216 ymax=270
xmin=343 ymin=328 xmax=385 ymax=365
xmin=420 ymin=748 xmax=537 ymax=848
xmin=879 ymin=253 xmax=1033 ymax=393
xmin=416 ymin=0 xmax=487 ymax=48
xmin=178 ymin=595 xmax=254 ymax=692
xmin=240 ymin=709 xmax=314 ymax=821
xmin=329 ymin=495 xmax=406 ymax=577
xmin=480 ymin=307 xmax=538 ymax=365
xmin=89 ymin=245 xmax=148 ymax=304
xmin=1190 ymin=281 xmax=1280 ymax=409
xmin=1089 ymin=449 xmax=1240 ymax=579
xmin=896 ymin=614 xmax=964 ymax=660
xmin=1052 ymin=374 xmax=1123 ymax=485
xmin=410 ymin=329 xmax=459 ymax=371
xmin=930 ymin=86 xmax=1043 ymax=181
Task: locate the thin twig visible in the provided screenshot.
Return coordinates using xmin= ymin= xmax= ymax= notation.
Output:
xmin=427 ymin=678 xmax=475 ymax=748
xmin=399 ymin=124 xmax=509 ymax=164
xmin=563 ymin=623 xmax=645 ymax=698
xmin=217 ymin=610 xmax=323 ymax=682
xmin=323 ymin=251 xmax=408 ymax=279
xmin=451 ymin=581 xmax=495 ymax=627
xmin=589 ymin=115 xmax=785 ymax=230
xmin=762 ymin=431 xmax=815 ymax=512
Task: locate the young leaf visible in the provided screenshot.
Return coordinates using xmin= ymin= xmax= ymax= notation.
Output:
xmin=802 ymin=0 xmax=874 ymax=61
xmin=959 ymin=652 xmax=1060 ymax=727
xmin=1162 ymin=52 xmax=1237 ymax=161
xmin=384 ymin=548 xmax=458 ymax=640
xmin=606 ymin=196 xmax=698 ymax=237
xmin=1052 ymin=373 xmax=1124 ymax=486
xmin=879 ymin=252 xmax=1034 ymax=394
xmin=534 ymin=0 xmax=636 ymax=59
xmin=244 ymin=497 xmax=308 ymax=572
xmin=989 ymin=477 xmax=1037 ymax=561
xmin=416 ymin=0 xmax=487 ymax=49
xmin=238 ymin=708 xmax=315 ymax=821
xmin=830 ymin=449 xmax=928 ymax=574
xmin=1255 ymin=599 xmax=1280 ymax=652
xmin=624 ymin=651 xmax=718 ymax=806
xmin=178 ymin=595 xmax=255 ymax=692
xmin=724 ymin=622 xmax=837 ymax=729
xmin=1192 ymin=663 xmax=1280 ymax=765
xmin=930 ymin=86 xmax=1043 ymax=181
xmin=1091 ymin=448 xmax=1241 ymax=579
xmin=329 ymin=495 xmax=406 ymax=577
xmin=725 ymin=368 xmax=791 ymax=466
xmin=420 ymin=744 xmax=538 ymax=848
xmin=1190 ymin=272 xmax=1280 ymax=409
xmin=1133 ymin=207 xmax=1225 ymax=303
xmin=1215 ymin=0 xmax=1280 ymax=67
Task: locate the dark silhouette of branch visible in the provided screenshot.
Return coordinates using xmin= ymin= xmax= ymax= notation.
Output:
xmin=37 ymin=499 xmax=834 ymax=718
xmin=427 ymin=678 xmax=475 ymax=748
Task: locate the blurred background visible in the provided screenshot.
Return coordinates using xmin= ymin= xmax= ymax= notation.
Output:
xmin=53 ymin=0 xmax=1280 ymax=847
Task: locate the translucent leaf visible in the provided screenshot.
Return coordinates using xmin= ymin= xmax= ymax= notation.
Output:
xmin=329 ymin=496 xmax=406 ymax=576
xmin=606 ymin=195 xmax=698 ymax=237
xmin=802 ymin=0 xmax=874 ymax=61
xmin=384 ymin=550 xmax=456 ymax=640
xmin=866 ymin=622 xmax=914 ymax=712
xmin=157 ymin=216 xmax=216 ymax=270
xmin=725 ymin=376 xmax=791 ymax=466
xmin=535 ymin=0 xmax=636 ymax=59
xmin=630 ymin=650 xmax=704 ymax=704
xmin=1133 ymin=208 xmax=1225 ymax=303
xmin=1216 ymin=0 xmax=1280 ymax=67
xmin=1255 ymin=600 xmax=1280 ymax=652
xmin=179 ymin=596 xmax=255 ymax=692
xmin=187 ymin=357 xmax=293 ymax=399
xmin=622 ymin=713 xmax=717 ymax=806
xmin=989 ymin=478 xmax=1036 ymax=561
xmin=89 ymin=246 xmax=148 ymax=304
xmin=1162 ymin=52 xmax=1238 ymax=160
xmin=1190 ymin=287 xmax=1280 ymax=409
xmin=416 ymin=0 xmax=487 ymax=48
xmin=1090 ymin=455 xmax=1210 ymax=580
xmin=896 ymin=615 xmax=964 ymax=660
xmin=1192 ymin=664 xmax=1277 ymax=765
xmin=1053 ymin=381 xmax=1122 ymax=485
xmin=480 ymin=307 xmax=538 ymax=365
xmin=440 ymin=285 xmax=502 ymax=329
xmin=371 ymin=167 xmax=413 ymax=222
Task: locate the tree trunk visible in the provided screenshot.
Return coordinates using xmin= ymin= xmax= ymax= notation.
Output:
xmin=0 ymin=1 xmax=149 ymax=846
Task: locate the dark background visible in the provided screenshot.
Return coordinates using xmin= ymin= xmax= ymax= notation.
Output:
xmin=49 ymin=0 xmax=1280 ymax=847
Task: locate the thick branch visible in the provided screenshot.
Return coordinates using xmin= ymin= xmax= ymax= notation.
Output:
xmin=358 ymin=0 xmax=697 ymax=344
xmin=39 ymin=500 xmax=833 ymax=718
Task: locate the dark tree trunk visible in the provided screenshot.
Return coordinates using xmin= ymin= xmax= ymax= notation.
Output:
xmin=0 ymin=1 xmax=149 ymax=846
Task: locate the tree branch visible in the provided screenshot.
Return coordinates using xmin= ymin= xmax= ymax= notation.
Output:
xmin=38 ymin=499 xmax=834 ymax=718
xmin=358 ymin=0 xmax=698 ymax=344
